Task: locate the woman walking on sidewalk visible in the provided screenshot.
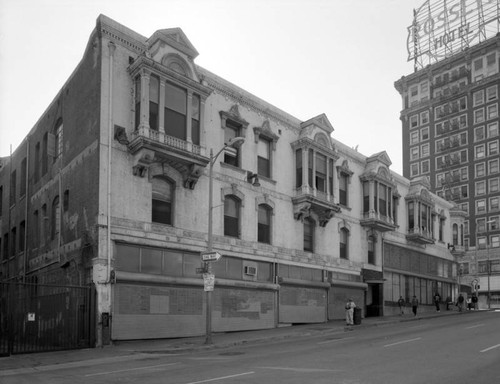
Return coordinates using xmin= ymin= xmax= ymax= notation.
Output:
xmin=411 ymin=295 xmax=419 ymax=316
xmin=345 ymin=298 xmax=355 ymax=325
xmin=398 ymin=296 xmax=405 ymax=315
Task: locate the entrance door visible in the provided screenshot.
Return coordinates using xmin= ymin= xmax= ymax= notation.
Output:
xmin=366 ymin=283 xmax=382 ymax=317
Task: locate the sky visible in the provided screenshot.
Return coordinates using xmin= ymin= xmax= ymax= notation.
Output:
xmin=0 ymin=0 xmax=425 ymax=175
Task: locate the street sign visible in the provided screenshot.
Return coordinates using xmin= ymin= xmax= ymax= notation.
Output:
xmin=201 ymin=251 xmax=221 ymax=262
xmin=203 ymin=273 xmax=215 ymax=292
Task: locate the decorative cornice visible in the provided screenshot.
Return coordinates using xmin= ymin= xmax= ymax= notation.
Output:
xmin=290 ymin=137 xmax=339 ymax=160
xmin=100 ymin=25 xmax=145 ymax=54
xmin=198 ymin=67 xmax=301 ymax=132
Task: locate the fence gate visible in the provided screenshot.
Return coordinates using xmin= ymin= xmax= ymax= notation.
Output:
xmin=0 ymin=282 xmax=95 ymax=356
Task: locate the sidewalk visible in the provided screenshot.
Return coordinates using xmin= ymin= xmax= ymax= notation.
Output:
xmin=0 ymin=308 xmax=479 ymax=376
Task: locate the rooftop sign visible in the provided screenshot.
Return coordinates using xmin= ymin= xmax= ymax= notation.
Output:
xmin=407 ymin=0 xmax=500 ymax=70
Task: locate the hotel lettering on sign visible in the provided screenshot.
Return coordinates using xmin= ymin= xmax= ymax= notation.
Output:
xmin=407 ymin=0 xmax=500 ymax=69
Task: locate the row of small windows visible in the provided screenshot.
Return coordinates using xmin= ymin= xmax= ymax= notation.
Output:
xmin=1 ymin=191 xmax=70 ymax=260
xmin=435 ymin=179 xmax=499 ymax=203
xmin=406 ymin=52 xmax=498 ymax=108
xmin=476 ymin=196 xmax=500 ymax=215
xmin=435 ymin=114 xmax=467 ymax=137
xmin=410 ymin=127 xmax=499 ymax=161
xmin=473 ymin=85 xmax=499 ymax=106
xmin=408 ymin=86 xmax=498 ymax=130
xmin=475 ymin=177 xmax=500 ymax=196
xmin=410 ymin=160 xmax=430 ymax=177
xmin=451 ymin=221 xmax=498 ymax=251
xmin=474 ymin=140 xmax=499 ymax=159
xmin=435 ymin=149 xmax=468 ymax=170
xmin=151 ymin=175 xmax=353 ymax=257
xmin=473 ymin=103 xmax=499 ymax=124
xmin=4 ymin=121 xmax=64 ymax=210
xmin=116 ymin=243 xmax=356 ymax=283
xmin=475 ymin=161 xmax=500 ymax=178
xmin=474 ymin=122 xmax=500 ymax=142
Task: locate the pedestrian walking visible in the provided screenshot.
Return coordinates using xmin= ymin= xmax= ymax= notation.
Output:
xmin=467 ymin=297 xmax=472 ymax=310
xmin=345 ymin=298 xmax=355 ymax=326
xmin=457 ymin=293 xmax=464 ymax=312
xmin=471 ymin=294 xmax=478 ymax=310
xmin=398 ymin=296 xmax=405 ymax=315
xmin=434 ymin=292 xmax=441 ymax=312
xmin=411 ymin=295 xmax=419 ymax=316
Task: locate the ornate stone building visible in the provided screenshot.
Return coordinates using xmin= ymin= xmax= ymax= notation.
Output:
xmin=1 ymin=15 xmax=457 ymax=348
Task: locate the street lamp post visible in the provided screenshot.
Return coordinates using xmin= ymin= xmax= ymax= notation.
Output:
xmin=204 ymin=137 xmax=245 ymax=345
xmin=486 ymin=220 xmax=495 ymax=310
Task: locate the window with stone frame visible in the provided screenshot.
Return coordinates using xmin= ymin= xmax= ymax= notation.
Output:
xmin=224 ymin=195 xmax=240 ymax=238
xmin=147 ymin=75 xmax=159 ymax=131
xmin=258 ymin=204 xmax=272 ymax=244
xmin=339 ymin=228 xmax=349 ymax=260
xmin=51 ymin=196 xmax=60 ymax=241
xmin=487 ymin=104 xmax=498 ymax=120
xmin=368 ymin=235 xmax=375 ymax=265
xmin=474 ymin=108 xmax=485 ymax=124
xmin=487 ymin=85 xmax=498 ymax=101
xmin=487 ymin=122 xmax=499 ymax=138
xmin=489 ymin=177 xmax=499 ymax=193
xmin=223 ymin=120 xmax=243 ymax=167
xmin=53 ymin=118 xmax=63 ymax=161
xmin=490 ymin=196 xmax=500 ymax=211
xmin=474 ymin=126 xmax=485 ymax=142
xmin=489 ymin=160 xmax=499 ymax=176
xmin=132 ymin=64 xmax=204 ymax=147
xmin=488 ymin=140 xmax=498 ymax=156
xmin=257 ymin=138 xmax=271 ymax=178
xmin=339 ymin=171 xmax=349 ymax=206
xmin=152 ymin=177 xmax=174 ymax=225
xmin=473 ymin=89 xmax=485 ymax=106
xmin=303 ymin=218 xmax=314 ymax=252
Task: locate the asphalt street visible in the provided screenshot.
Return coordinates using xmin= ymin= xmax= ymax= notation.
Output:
xmin=1 ymin=310 xmax=498 ymax=384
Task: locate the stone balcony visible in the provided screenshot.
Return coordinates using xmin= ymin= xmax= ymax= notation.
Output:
xmin=292 ymin=186 xmax=341 ymax=227
xmin=126 ymin=126 xmax=210 ymax=189
xmin=360 ymin=211 xmax=397 ymax=232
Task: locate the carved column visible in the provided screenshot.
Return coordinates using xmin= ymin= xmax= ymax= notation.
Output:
xmin=369 ymin=180 xmax=375 ymax=214
xmin=302 ymin=148 xmax=308 ymax=191
xmin=186 ymin=91 xmax=193 ymax=147
xmin=159 ymin=79 xmax=165 ymax=134
xmin=139 ymin=69 xmax=150 ymax=131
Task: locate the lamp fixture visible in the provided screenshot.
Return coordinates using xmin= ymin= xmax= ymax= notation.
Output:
xmin=447 ymin=243 xmax=455 ymax=252
xmin=246 ymin=171 xmax=261 ymax=187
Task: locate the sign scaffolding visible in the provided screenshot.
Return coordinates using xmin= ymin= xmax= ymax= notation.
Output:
xmin=407 ymin=0 xmax=500 ymax=71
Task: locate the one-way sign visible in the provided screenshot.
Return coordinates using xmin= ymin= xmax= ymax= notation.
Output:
xmin=201 ymin=251 xmax=222 ymax=262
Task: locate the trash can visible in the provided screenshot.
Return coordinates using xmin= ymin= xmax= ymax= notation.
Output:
xmin=353 ymin=307 xmax=362 ymax=325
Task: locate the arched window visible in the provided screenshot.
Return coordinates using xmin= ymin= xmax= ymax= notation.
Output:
xmin=258 ymin=204 xmax=272 ymax=244
xmin=54 ymin=118 xmax=63 ymax=161
xmin=41 ymin=204 xmax=47 ymax=246
xmin=224 ymin=196 xmax=240 ymax=238
xmin=303 ymin=218 xmax=314 ymax=252
xmin=452 ymin=223 xmax=458 ymax=245
xmin=340 ymin=228 xmax=349 ymax=259
xmin=51 ymin=196 xmax=60 ymax=241
xmin=152 ymin=177 xmax=174 ymax=225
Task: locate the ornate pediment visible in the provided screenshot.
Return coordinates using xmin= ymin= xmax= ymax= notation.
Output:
xmin=253 ymin=120 xmax=279 ymax=149
xmin=366 ymin=151 xmax=392 ymax=167
xmin=147 ymin=28 xmax=199 ymax=59
xmin=300 ymin=113 xmax=334 ymax=134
